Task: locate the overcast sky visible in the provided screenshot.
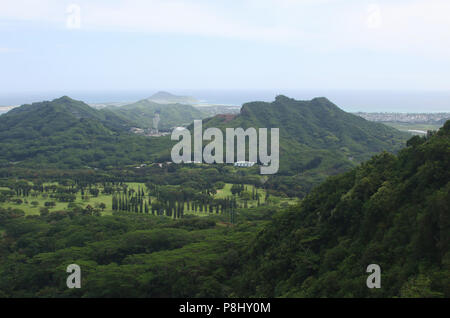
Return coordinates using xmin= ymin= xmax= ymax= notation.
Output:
xmin=1 ymin=0 xmax=449 ymax=93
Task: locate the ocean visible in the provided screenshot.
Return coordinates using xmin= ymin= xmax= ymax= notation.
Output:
xmin=1 ymin=89 xmax=449 ymax=113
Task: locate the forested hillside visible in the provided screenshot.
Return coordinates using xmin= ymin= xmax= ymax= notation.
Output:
xmin=147 ymin=91 xmax=199 ymax=105
xmin=235 ymin=120 xmax=450 ymax=297
xmin=0 ymin=95 xmax=410 ymax=198
xmin=198 ymin=95 xmax=410 ymax=196
xmin=0 ymin=97 xmax=168 ymax=169
xmin=0 ymin=121 xmax=447 ymax=298
xmin=104 ymin=99 xmax=207 ymax=131
xmin=204 ymin=96 xmax=408 ymax=171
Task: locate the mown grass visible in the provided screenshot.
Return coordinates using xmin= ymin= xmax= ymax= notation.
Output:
xmin=2 ymin=182 xmax=297 ymax=217
xmin=1 ymin=182 xmax=146 ymax=216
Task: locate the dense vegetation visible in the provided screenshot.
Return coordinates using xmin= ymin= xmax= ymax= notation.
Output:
xmin=0 ymin=121 xmax=448 ymax=298
xmin=0 ymin=95 xmax=409 ymax=198
xmin=204 ymin=96 xmax=409 ymax=171
xmin=0 ymin=192 xmax=269 ymax=297
xmin=146 ymin=91 xmax=199 ymax=105
xmin=0 ymin=97 xmax=169 ymax=169
xmin=198 ymin=95 xmax=410 ymax=196
xmin=104 ymin=99 xmax=207 ymax=131
xmin=235 ymin=120 xmax=450 ymax=297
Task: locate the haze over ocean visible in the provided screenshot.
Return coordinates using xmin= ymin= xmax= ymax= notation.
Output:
xmin=1 ymin=90 xmax=449 ymax=113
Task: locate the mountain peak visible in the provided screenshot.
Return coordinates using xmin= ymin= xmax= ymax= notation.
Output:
xmin=274 ymin=95 xmax=293 ymax=102
xmin=1 ymin=96 xmax=130 ymax=136
xmin=207 ymin=95 xmax=409 ymax=174
xmin=149 ymin=91 xmax=175 ymax=99
xmin=52 ymin=95 xmax=82 ymax=105
xmin=147 ymin=91 xmax=199 ymax=105
xmin=274 ymin=95 xmax=332 ymax=105
xmin=311 ymin=97 xmax=331 ymax=103
xmin=56 ymin=95 xmax=74 ymax=101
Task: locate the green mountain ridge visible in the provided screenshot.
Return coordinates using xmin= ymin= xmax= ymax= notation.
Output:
xmin=147 ymin=91 xmax=199 ymax=104
xmin=0 ymin=94 xmax=410 ymax=196
xmin=235 ymin=121 xmax=450 ymax=297
xmin=0 ymin=121 xmax=447 ymax=297
xmin=1 ymin=96 xmax=132 ymax=135
xmin=204 ymin=96 xmax=408 ymax=167
xmin=191 ymin=95 xmax=410 ymax=195
xmin=0 ymin=97 xmax=168 ymax=168
xmin=104 ymin=98 xmax=207 ymax=130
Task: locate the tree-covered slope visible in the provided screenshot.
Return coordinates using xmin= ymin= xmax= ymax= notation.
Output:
xmin=235 ymin=120 xmax=450 ymax=297
xmin=0 ymin=96 xmax=131 ymax=135
xmin=0 ymin=122 xmax=446 ymax=298
xmin=0 ymin=97 xmax=168 ymax=169
xmin=204 ymin=95 xmax=408 ymax=172
xmin=147 ymin=91 xmax=199 ymax=105
xmin=194 ymin=96 xmax=410 ymax=196
xmin=104 ymin=99 xmax=207 ymax=130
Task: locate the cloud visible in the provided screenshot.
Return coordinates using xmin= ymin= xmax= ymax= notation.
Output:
xmin=335 ymin=1 xmax=450 ymax=56
xmin=0 ymin=0 xmax=300 ymax=42
xmin=0 ymin=0 xmax=64 ymax=22
xmin=0 ymin=47 xmax=22 ymax=53
xmin=79 ymin=0 xmax=300 ymax=42
xmin=0 ymin=0 xmax=449 ymax=57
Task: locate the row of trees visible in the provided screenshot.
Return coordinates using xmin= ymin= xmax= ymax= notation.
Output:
xmin=111 ymin=191 xmax=240 ymax=222
xmin=2 ymin=177 xmax=269 ymax=223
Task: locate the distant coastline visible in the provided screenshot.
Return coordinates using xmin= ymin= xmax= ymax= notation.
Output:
xmin=1 ymin=89 xmax=450 ymax=113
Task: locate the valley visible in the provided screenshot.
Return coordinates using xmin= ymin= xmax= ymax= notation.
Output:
xmin=0 ymin=93 xmax=448 ymax=298
xmin=3 ymin=0 xmax=449 ymax=302
xmin=0 ymin=180 xmax=296 ymax=218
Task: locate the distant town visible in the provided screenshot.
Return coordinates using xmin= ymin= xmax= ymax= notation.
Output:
xmin=354 ymin=112 xmax=450 ymax=124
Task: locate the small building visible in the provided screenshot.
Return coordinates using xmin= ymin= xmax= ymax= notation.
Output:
xmin=184 ymin=161 xmax=202 ymax=164
xmin=234 ymin=161 xmax=255 ymax=168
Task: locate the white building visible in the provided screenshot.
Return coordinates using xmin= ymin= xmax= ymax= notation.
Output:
xmin=234 ymin=161 xmax=256 ymax=167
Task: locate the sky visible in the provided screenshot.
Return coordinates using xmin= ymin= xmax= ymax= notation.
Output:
xmin=0 ymin=0 xmax=450 ymax=98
